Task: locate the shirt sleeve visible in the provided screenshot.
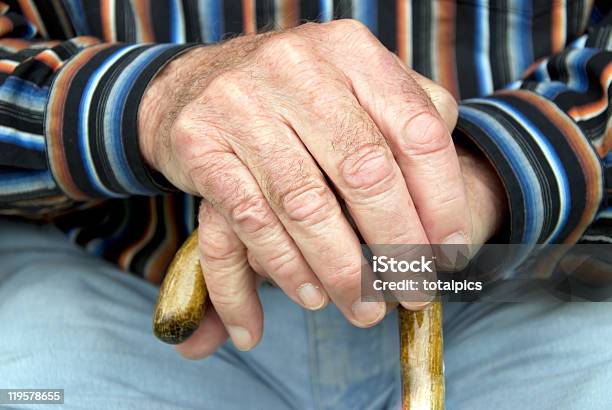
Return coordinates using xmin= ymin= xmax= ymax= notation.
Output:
xmin=0 ymin=5 xmax=197 ymax=218
xmin=453 ymin=8 xmax=611 ymax=258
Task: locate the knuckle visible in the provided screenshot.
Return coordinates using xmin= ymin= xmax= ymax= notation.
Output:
xmin=205 ymin=70 xmax=240 ymax=93
xmin=331 ymin=18 xmax=370 ymax=36
xmin=295 ymin=71 xmax=349 ymax=107
xmin=372 ymin=47 xmax=400 ymax=71
xmin=202 ymin=255 xmax=253 ymax=309
xmin=187 ymin=154 xmax=236 ymax=199
xmin=199 ymin=237 xmax=241 ymax=265
xmin=340 ymin=145 xmax=396 ymax=193
xmin=199 ymin=227 xmax=241 ymax=265
xmin=204 ymin=70 xmax=253 ymax=105
xmin=170 ymin=112 xmax=197 ymax=149
xmin=326 ymin=261 xmax=362 ymax=290
xmin=169 ymin=114 xmax=222 ymax=176
xmin=279 ymin=180 xmax=337 ymax=225
xmin=264 ymin=250 xmax=299 ymax=278
xmin=259 ymin=32 xmax=310 ymax=65
xmin=208 ymin=281 xmax=252 ymax=310
xmin=399 ymin=112 xmax=452 ymax=157
xmin=330 ymin=19 xmax=379 ymax=50
xmin=299 ymin=21 xmax=318 ymax=30
xmin=230 ymin=195 xmax=276 ymax=236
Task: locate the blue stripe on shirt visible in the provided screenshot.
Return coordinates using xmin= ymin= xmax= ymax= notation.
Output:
xmin=200 ymin=0 xmax=224 ymax=43
xmin=61 ymin=0 xmax=91 ymax=36
xmin=475 ymin=0 xmax=494 ymax=95
xmin=460 ymin=104 xmax=543 ymax=244
xmin=78 ymin=45 xmax=141 ymax=198
xmin=320 ymin=0 xmax=333 ymax=22
xmin=352 ymin=0 xmax=378 ymax=35
xmin=0 ymin=125 xmax=45 ymax=151
xmin=0 ymin=170 xmax=56 ymax=195
xmin=104 ymin=45 xmax=180 ymax=196
xmin=170 ymin=0 xmax=186 ymax=43
xmin=0 ymin=78 xmax=47 ymax=112
xmin=484 ymin=98 xmax=572 ymax=243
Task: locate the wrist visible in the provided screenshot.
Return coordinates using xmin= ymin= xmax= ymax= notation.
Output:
xmin=456 ymin=143 xmax=508 ymax=243
xmin=138 ymin=45 xmax=212 ymax=170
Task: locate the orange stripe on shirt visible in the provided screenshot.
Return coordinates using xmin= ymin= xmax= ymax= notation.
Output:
xmin=71 ymin=36 xmax=102 ymax=48
xmin=397 ymin=0 xmax=410 ymax=64
xmin=132 ymin=0 xmax=155 ymax=42
xmin=46 ymin=45 xmax=115 ymax=201
xmin=551 ymin=0 xmax=567 ymax=53
xmin=276 ymin=0 xmax=299 ymax=29
xmin=119 ymin=198 xmax=157 ymax=271
xmin=101 ymin=0 xmax=116 ymax=42
xmin=0 ymin=15 xmax=13 ymax=36
xmin=568 ymin=62 xmax=612 ymax=122
xmin=597 ymin=127 xmax=611 ymax=158
xmin=243 ymin=0 xmax=256 ymax=34
xmin=0 ymin=59 xmax=17 ymax=74
xmin=0 ymin=38 xmax=33 ymax=52
xmin=34 ymin=49 xmax=63 ymax=71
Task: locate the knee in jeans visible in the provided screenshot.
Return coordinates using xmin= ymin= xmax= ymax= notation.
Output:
xmin=0 ymin=258 xmax=109 ymax=321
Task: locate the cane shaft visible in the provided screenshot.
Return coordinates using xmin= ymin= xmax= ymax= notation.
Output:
xmin=399 ymin=303 xmax=444 ymax=410
xmin=154 ymin=230 xmax=445 ymax=408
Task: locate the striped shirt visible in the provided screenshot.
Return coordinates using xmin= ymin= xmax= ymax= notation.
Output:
xmin=0 ymin=0 xmax=610 ymax=283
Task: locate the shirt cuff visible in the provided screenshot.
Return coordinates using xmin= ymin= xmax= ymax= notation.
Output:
xmin=45 ymin=43 xmax=199 ymax=200
xmin=454 ymin=89 xmax=605 ymax=247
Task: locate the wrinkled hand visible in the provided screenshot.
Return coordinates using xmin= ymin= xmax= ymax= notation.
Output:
xmin=173 ymin=142 xmax=507 ymax=359
xmin=139 ymin=20 xmax=476 ymax=355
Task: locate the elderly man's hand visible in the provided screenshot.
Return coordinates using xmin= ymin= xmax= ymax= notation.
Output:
xmin=139 ymin=20 xmax=472 ymax=353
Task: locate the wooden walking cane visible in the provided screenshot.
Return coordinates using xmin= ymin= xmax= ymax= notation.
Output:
xmin=153 ymin=230 xmax=445 ymax=409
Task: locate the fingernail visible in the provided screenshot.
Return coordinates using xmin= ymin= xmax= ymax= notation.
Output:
xmin=443 ymin=232 xmax=467 ymax=245
xmin=351 ymin=299 xmax=385 ymax=327
xmin=227 ymin=326 xmax=252 ymax=351
xmin=401 ymin=298 xmax=433 ymax=311
xmin=439 ymin=232 xmax=468 ymax=270
xmin=297 ymin=283 xmax=326 ymax=310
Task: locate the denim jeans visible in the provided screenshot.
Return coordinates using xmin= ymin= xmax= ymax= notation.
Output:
xmin=0 ymin=218 xmax=611 ymax=409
